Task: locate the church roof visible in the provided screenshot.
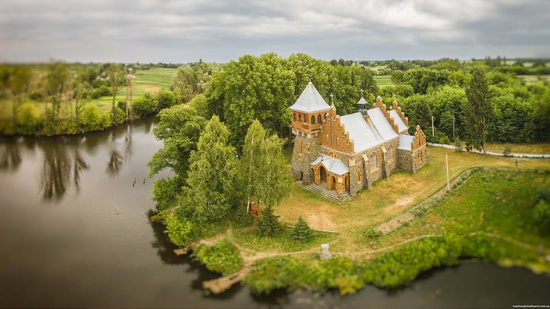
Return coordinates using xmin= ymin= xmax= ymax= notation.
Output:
xmin=357 ymin=97 xmax=368 ymax=105
xmin=340 ymin=113 xmax=384 ymax=153
xmin=311 ymin=154 xmax=349 ymax=175
xmin=367 ymin=108 xmax=399 ymax=141
xmin=398 ymin=134 xmax=414 ymax=150
xmin=389 ymin=110 xmax=408 ymax=133
xmin=289 ymin=82 xmax=331 ymax=113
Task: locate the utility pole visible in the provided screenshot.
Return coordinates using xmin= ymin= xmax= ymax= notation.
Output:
xmin=446 ymin=152 xmax=450 ymax=192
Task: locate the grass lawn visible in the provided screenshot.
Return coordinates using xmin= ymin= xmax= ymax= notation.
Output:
xmin=376 ymin=169 xmax=550 ymax=254
xmin=485 ymin=143 xmax=550 ymax=154
xmin=273 ymin=146 xmax=550 ymax=254
xmin=373 ymin=75 xmax=394 ymax=86
xmin=517 ymin=75 xmax=550 ymax=85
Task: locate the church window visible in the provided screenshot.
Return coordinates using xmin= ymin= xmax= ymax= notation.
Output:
xmin=318 ymin=115 xmax=322 ymax=123
xmin=370 ymin=153 xmax=377 ymax=169
xmin=388 ymin=146 xmax=393 ymax=160
xmin=298 ymin=114 xmax=302 ymax=121
xmin=357 ymin=170 xmax=361 ymax=181
xmin=311 ymin=115 xmax=316 ymax=124
xmin=293 ymin=113 xmax=296 ymax=121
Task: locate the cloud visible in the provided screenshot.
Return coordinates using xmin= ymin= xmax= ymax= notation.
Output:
xmin=0 ymin=0 xmax=548 ymax=62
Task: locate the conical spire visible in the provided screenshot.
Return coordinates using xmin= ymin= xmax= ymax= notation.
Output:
xmin=290 ymin=81 xmax=331 ymax=113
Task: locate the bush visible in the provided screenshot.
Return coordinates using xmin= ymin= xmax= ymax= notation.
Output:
xmin=257 ymin=205 xmax=281 ymax=237
xmin=16 ymin=103 xmax=42 ymax=134
xmin=132 ymin=93 xmax=158 ymax=117
xmin=29 ymin=91 xmax=42 ymax=101
xmin=291 ymin=216 xmax=313 ymax=242
xmin=165 ymin=211 xmax=193 ymax=247
xmin=78 ymin=103 xmax=110 ymax=132
xmin=503 ymin=144 xmax=512 ymax=157
xmin=365 ymin=226 xmax=382 ymax=239
xmin=156 ymin=89 xmax=176 ymax=109
xmin=111 ymin=106 xmax=126 ymax=125
xmin=233 ymin=204 xmax=254 ymax=227
xmin=194 ymin=238 xmax=243 ymax=276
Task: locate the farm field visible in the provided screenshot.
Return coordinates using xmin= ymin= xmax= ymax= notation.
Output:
xmin=373 ymin=75 xmax=393 ymax=86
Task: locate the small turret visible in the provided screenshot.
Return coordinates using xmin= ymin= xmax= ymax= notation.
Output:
xmin=357 ymin=89 xmax=368 ymax=115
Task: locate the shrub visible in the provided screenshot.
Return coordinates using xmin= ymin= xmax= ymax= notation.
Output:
xmin=503 ymin=144 xmax=512 ymax=157
xmin=291 ymin=215 xmax=313 ymax=242
xmin=16 ymin=103 xmax=42 ymax=134
xmin=132 ymin=93 xmax=158 ymax=117
xmin=78 ymin=103 xmax=110 ymax=132
xmin=233 ymin=204 xmax=254 ymax=227
xmin=194 ymin=238 xmax=243 ymax=276
xmin=156 ymin=89 xmax=176 ymax=109
xmin=365 ymin=226 xmax=382 ymax=239
xmin=257 ymin=205 xmax=282 ymax=237
xmin=111 ymin=106 xmax=126 ymax=125
xmin=164 ymin=211 xmax=193 ymax=247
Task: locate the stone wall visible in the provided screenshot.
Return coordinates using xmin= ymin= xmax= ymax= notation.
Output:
xmin=291 ymin=135 xmax=320 ymax=185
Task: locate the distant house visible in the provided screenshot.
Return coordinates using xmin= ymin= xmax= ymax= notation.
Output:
xmin=290 ymin=82 xmax=428 ymax=198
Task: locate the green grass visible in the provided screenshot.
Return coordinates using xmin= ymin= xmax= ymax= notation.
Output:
xmin=373 ymin=75 xmax=394 ymax=86
xmin=517 ymin=75 xmax=550 ymax=85
xmin=376 ymin=169 xmax=550 ymax=250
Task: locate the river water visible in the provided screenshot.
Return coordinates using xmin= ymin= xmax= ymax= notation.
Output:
xmin=0 ymin=118 xmax=549 ymax=308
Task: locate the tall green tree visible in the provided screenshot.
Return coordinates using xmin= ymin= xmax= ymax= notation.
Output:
xmin=238 ymin=120 xmax=292 ymax=209
xmin=7 ymin=66 xmax=33 ymax=125
xmin=47 ymin=62 xmax=68 ymax=118
xmin=462 ymin=68 xmax=492 ymax=152
xmin=257 ymin=205 xmax=281 ymax=237
xmin=148 ymin=104 xmax=207 ymax=210
xmin=108 ymin=63 xmax=121 ymax=119
xmin=291 ymin=215 xmax=313 ymax=242
xmin=184 ymin=116 xmax=237 ymax=222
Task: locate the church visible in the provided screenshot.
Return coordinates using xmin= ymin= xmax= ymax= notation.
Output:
xmin=290 ymin=81 xmax=428 ymax=198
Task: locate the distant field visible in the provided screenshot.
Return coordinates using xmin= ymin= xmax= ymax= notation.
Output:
xmin=0 ymin=67 xmax=179 ymax=117
xmin=132 ymin=68 xmax=177 ymax=95
xmin=373 ymin=75 xmax=393 ymax=86
xmin=485 ymin=143 xmax=550 ymax=154
xmin=518 ymin=75 xmax=550 ymax=85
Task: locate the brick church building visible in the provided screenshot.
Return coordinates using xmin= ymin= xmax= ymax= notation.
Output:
xmin=290 ymin=81 xmax=428 ymax=198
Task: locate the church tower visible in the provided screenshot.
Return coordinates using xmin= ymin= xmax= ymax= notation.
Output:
xmin=289 ymin=82 xmax=331 ymax=185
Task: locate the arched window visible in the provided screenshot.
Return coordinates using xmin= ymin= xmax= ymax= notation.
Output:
xmin=293 ymin=113 xmax=296 ymax=121
xmin=357 ymin=170 xmax=361 ymax=182
xmin=317 ymin=115 xmax=322 ymax=123
xmin=311 ymin=115 xmax=316 ymax=124
xmin=370 ymin=153 xmax=377 ymax=169
xmin=388 ymin=146 xmax=393 ymax=160
xmin=298 ymin=114 xmax=302 ymax=121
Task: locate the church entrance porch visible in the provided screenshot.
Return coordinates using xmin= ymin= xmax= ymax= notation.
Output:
xmin=310 ymin=155 xmax=350 ymax=194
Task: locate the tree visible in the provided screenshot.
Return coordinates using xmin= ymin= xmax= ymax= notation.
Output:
xmin=257 ymin=205 xmax=281 ymax=237
xmin=291 ymin=215 xmax=313 ymax=242
xmin=172 ymin=66 xmax=198 ymax=104
xmin=7 ymin=66 xmax=32 ymax=126
xmin=184 ymin=116 xmax=237 ymax=223
xmin=462 ymin=68 xmax=492 ymax=152
xmin=148 ymin=104 xmax=207 ymax=210
xmin=239 ymin=120 xmax=266 ymax=211
xmin=156 ymin=89 xmax=176 ymax=109
xmin=109 ymin=63 xmax=121 ymax=119
xmin=47 ymin=62 xmax=68 ymax=118
xmin=132 ymin=93 xmax=158 ymax=117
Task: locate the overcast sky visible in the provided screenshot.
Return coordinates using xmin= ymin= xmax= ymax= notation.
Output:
xmin=1 ymin=0 xmax=549 ymax=63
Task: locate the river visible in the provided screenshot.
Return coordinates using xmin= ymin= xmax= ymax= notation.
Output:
xmin=0 ymin=117 xmax=549 ymax=308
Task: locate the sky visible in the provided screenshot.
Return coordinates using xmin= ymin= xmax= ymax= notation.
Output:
xmin=1 ymin=0 xmax=549 ymax=63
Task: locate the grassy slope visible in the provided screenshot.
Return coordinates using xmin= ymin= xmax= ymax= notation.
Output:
xmin=373 ymin=75 xmax=393 ymax=86
xmin=250 ymin=146 xmax=550 ymax=254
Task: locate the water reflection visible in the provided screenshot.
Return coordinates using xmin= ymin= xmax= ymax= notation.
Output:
xmin=0 ymin=138 xmax=22 ymax=172
xmin=37 ymin=140 xmax=90 ymax=200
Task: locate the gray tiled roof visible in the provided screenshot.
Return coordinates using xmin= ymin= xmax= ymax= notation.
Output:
xmin=389 ymin=110 xmax=408 ymax=133
xmin=311 ymin=154 xmax=349 ymax=175
xmin=289 ymin=82 xmax=331 ymax=113
xmin=357 ymin=97 xmax=368 ymax=105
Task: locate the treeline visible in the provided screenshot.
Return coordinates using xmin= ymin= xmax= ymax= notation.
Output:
xmin=205 ymin=53 xmax=379 ymax=149
xmin=0 ymin=62 xmax=163 ymax=135
xmin=385 ymin=62 xmax=550 ymax=145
